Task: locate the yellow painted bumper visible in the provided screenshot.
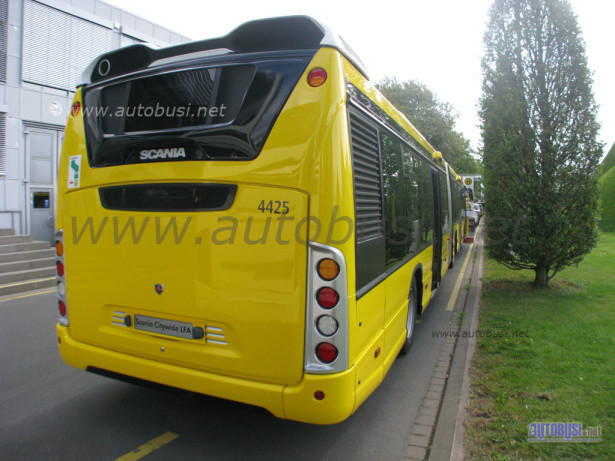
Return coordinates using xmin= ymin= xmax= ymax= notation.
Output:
xmin=57 ymin=324 xmax=357 ymax=424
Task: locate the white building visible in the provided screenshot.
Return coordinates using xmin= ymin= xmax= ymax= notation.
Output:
xmin=0 ymin=0 xmax=189 ymax=242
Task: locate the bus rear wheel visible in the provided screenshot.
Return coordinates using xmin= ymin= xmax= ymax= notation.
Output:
xmin=449 ymin=233 xmax=457 ymax=269
xmin=400 ymin=279 xmax=417 ymax=355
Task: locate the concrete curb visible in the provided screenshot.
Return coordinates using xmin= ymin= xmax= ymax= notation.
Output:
xmin=449 ymin=233 xmax=483 ymax=461
xmin=402 ymin=226 xmax=484 ymax=461
xmin=429 ymin=226 xmax=483 ymax=460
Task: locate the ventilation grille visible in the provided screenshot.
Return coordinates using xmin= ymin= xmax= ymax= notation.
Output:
xmin=205 ymin=326 xmax=227 ymax=345
xmin=0 ymin=113 xmax=6 ymax=176
xmin=349 ymin=110 xmax=383 ymax=242
xmin=0 ymin=0 xmax=7 ymax=83
xmin=112 ymin=310 xmax=128 ymax=327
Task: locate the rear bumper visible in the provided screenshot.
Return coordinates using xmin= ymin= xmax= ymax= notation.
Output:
xmin=57 ymin=324 xmax=356 ymax=425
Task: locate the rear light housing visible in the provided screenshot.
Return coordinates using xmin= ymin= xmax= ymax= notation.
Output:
xmin=317 ymin=258 xmax=339 ymax=280
xmin=71 ymin=101 xmax=81 ymax=117
xmin=56 ymin=229 xmax=68 ymax=326
xmin=304 ymin=242 xmax=349 ymax=374
xmin=316 ymin=287 xmax=339 ymax=309
xmin=307 ymin=68 xmax=327 ymax=87
xmin=316 ymin=315 xmax=339 ymax=337
xmin=316 ymin=342 xmax=338 ymax=363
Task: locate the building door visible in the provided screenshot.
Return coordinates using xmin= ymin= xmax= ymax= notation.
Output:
xmin=25 ymin=128 xmax=61 ymax=244
xmin=30 ymin=188 xmax=54 ymax=243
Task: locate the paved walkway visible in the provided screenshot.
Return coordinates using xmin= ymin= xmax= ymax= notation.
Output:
xmin=403 ymin=225 xmax=484 ymax=461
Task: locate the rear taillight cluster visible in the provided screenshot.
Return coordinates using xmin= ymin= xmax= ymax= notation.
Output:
xmin=305 ymin=242 xmax=348 ymax=374
xmin=56 ymin=229 xmax=68 ymax=326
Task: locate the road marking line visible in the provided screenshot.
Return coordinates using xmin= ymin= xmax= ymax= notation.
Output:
xmin=0 ymin=276 xmax=55 ymax=288
xmin=445 ymin=244 xmax=474 ymax=312
xmin=115 ymin=432 xmax=179 ymax=461
xmin=0 ymin=289 xmax=55 ymax=303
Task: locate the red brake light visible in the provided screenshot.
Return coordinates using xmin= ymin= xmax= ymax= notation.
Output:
xmin=71 ymin=102 xmax=81 ymax=117
xmin=307 ymin=68 xmax=327 ymax=87
xmin=316 ymin=342 xmax=338 ymax=363
xmin=317 ymin=287 xmax=339 ymax=309
xmin=56 ymin=261 xmax=64 ymax=277
xmin=58 ymin=301 xmax=67 ymax=317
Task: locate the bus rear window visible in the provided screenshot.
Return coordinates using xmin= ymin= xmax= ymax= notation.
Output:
xmin=82 ymin=56 xmax=313 ymax=167
xmin=99 ymin=66 xmax=252 ymax=134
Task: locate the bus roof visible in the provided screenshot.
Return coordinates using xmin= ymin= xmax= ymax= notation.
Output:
xmin=79 ymin=16 xmax=368 ymax=87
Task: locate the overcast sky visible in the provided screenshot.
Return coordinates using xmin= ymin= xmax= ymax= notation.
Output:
xmin=105 ymin=0 xmax=614 ymax=157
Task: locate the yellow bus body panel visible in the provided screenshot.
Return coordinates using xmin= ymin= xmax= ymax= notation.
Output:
xmin=63 ymin=184 xmax=308 ymax=384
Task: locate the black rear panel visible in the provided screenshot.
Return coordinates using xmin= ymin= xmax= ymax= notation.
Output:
xmin=99 ymin=183 xmax=237 ymax=212
xmin=83 ymin=55 xmax=313 ymax=167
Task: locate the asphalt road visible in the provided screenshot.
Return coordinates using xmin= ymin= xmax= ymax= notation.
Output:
xmin=0 ymin=244 xmax=470 ymax=461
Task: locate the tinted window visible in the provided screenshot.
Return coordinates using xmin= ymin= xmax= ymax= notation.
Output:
xmin=381 ymin=132 xmax=407 ymax=269
xmin=83 ymin=57 xmax=312 ymax=167
xmin=402 ymin=148 xmax=420 ymax=253
xmin=382 ymin=131 xmax=436 ymax=270
xmin=416 ymin=156 xmax=434 ymax=246
xmin=440 ymin=173 xmax=449 ymax=233
xmin=100 ymin=67 xmax=249 ymax=134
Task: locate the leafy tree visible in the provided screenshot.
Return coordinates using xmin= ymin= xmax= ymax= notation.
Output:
xmin=481 ymin=0 xmax=603 ymax=287
xmin=377 ymin=78 xmax=480 ymax=174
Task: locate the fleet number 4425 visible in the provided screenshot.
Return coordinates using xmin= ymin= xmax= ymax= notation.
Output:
xmin=258 ymin=200 xmax=289 ymax=215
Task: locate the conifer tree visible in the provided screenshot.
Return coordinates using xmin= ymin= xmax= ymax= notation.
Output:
xmin=481 ymin=0 xmax=603 ymax=287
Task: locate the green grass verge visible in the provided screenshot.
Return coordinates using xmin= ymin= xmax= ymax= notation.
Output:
xmin=465 ymin=233 xmax=615 ymax=460
xmin=597 ymin=141 xmax=615 ymax=177
xmin=599 ymin=166 xmax=615 ymax=231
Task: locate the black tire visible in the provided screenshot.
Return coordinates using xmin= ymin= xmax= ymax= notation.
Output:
xmin=400 ymin=279 xmax=417 ymax=355
xmin=449 ymin=234 xmax=457 ymax=269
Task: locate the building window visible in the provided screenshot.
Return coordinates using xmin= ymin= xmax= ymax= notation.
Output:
xmin=22 ymin=0 xmax=115 ymax=90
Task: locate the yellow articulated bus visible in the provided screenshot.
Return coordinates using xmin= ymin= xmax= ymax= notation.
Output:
xmin=448 ymin=165 xmax=469 ymax=254
xmin=55 ymin=16 xmax=467 ymax=424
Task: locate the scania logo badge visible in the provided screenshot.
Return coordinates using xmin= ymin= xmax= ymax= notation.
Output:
xmin=155 ymin=283 xmax=164 ymax=295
